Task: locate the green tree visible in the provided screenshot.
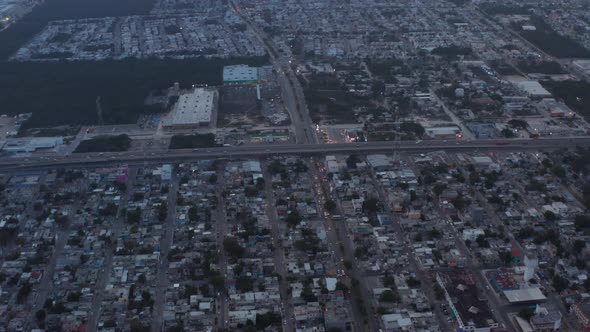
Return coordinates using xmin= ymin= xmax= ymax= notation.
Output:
xmin=223 ymin=238 xmax=245 ymax=258
xmin=378 ymin=290 xmax=399 ymax=303
xmin=286 ymin=209 xmax=302 ymax=227
xmin=236 ymin=276 xmax=254 ymax=293
xmin=324 ymin=199 xmax=337 ymax=213
xmin=518 ymin=307 xmax=535 ymax=321
xmin=362 ymin=196 xmax=382 ymax=215
xmin=127 ymin=207 xmax=141 ymax=224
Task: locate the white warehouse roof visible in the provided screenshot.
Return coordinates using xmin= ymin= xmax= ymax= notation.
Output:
xmin=165 ymin=88 xmax=216 ymax=127
xmin=223 ymin=65 xmax=258 ymax=83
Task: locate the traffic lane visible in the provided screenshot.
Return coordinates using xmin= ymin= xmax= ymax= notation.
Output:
xmin=0 ymin=137 xmax=586 ymax=171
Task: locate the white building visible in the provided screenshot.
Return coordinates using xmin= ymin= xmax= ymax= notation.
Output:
xmin=162 ymin=88 xmax=217 ymax=129
xmin=223 ymin=65 xmax=258 ymax=84
xmin=2 ymin=137 xmax=64 ymax=153
xmin=462 ymin=228 xmax=485 ymax=241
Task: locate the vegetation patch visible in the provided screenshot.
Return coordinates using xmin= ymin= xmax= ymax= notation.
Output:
xmin=74 ymin=134 xmax=131 ymax=153
xmin=541 ymin=80 xmax=590 ymax=118
xmin=515 ymin=17 xmax=590 ymax=58
xmin=0 ymin=57 xmax=268 ymax=130
xmin=169 ymin=133 xmax=220 ymax=149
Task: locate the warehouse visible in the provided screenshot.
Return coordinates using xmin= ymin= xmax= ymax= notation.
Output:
xmin=223 ymin=65 xmax=258 ymax=84
xmin=425 ymin=126 xmax=461 ymax=138
xmin=162 ymin=88 xmax=217 ymax=130
xmin=513 ymin=80 xmax=552 ymax=98
xmin=1 ymin=137 xmax=64 ymax=153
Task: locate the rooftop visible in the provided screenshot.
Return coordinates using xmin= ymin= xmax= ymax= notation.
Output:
xmin=223 ymin=65 xmax=258 ymax=83
xmin=165 ymin=88 xmax=216 ymax=127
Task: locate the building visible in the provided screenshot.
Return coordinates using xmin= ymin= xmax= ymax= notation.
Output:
xmin=530 ymin=305 xmax=561 ymax=332
xmin=324 ymin=302 xmax=351 ymax=331
xmin=161 ymin=165 xmax=172 ymax=181
xmin=382 ymin=313 xmax=413 ymax=330
xmin=223 ymin=65 xmax=258 ymax=84
xmin=503 ymin=288 xmax=546 ymax=304
xmin=1 ymin=137 xmax=64 ymax=153
xmin=513 ymin=80 xmax=552 ymax=98
xmin=162 ymin=88 xmax=217 ymax=129
xmin=425 ymin=126 xmax=461 ymax=138
xmin=524 ymin=255 xmax=539 ymax=281
xmin=571 ymin=299 xmax=590 ymax=330
xmin=463 ymin=228 xmax=484 ymax=241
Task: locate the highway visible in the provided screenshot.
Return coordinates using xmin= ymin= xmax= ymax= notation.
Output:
xmin=230 ymin=0 xmax=317 ymax=145
xmin=1 ymin=137 xmax=588 ymax=172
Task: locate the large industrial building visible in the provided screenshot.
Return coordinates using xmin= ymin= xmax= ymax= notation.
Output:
xmin=162 ymin=88 xmax=217 ymax=130
xmin=223 ymin=65 xmax=259 ymax=84
xmin=1 ymin=137 xmax=64 ymax=153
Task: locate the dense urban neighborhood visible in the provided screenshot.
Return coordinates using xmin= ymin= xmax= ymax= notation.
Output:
xmin=1 ymin=0 xmax=590 ymax=332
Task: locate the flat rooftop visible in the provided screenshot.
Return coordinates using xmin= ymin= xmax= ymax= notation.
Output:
xmin=223 ymin=65 xmax=258 ymax=83
xmin=503 ymin=288 xmax=546 ymax=303
xmin=166 ymin=88 xmax=216 ymax=126
xmin=513 ymin=80 xmax=552 ymax=97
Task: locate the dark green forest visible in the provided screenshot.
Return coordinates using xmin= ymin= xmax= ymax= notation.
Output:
xmin=0 ymin=57 xmax=268 ymax=129
xmin=0 ymin=0 xmax=268 ymax=129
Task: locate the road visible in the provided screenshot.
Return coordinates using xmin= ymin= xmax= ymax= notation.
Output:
xmin=262 ymin=162 xmax=295 ymax=332
xmin=151 ymin=174 xmax=179 ymax=331
xmin=1 ymin=137 xmax=588 ymax=172
xmin=230 ymin=0 xmax=317 ymax=145
xmin=87 ymin=167 xmax=137 ymax=332
xmin=215 ymin=165 xmax=229 ymax=329
xmin=367 ymin=166 xmax=452 ymax=331
xmin=430 ymin=88 xmax=475 ymax=140
xmin=310 ymin=159 xmax=377 ymax=331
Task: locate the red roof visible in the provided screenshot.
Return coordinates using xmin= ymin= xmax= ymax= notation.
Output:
xmin=511 ymin=246 xmax=522 ymax=257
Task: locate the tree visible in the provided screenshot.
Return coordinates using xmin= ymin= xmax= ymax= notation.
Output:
xmin=17 ymin=282 xmax=32 ymax=303
xmin=502 ymin=128 xmax=515 ymax=138
xmin=362 ymin=196 xmax=382 ymax=215
xmin=432 ymin=184 xmax=446 ymax=196
xmin=158 ymin=202 xmax=168 ymax=222
xmin=476 ymin=235 xmax=490 ymax=248
xmin=286 ymin=209 xmax=302 ymax=227
xmin=400 ymin=122 xmax=425 ymax=137
xmin=518 ymin=307 xmax=534 ymax=321
xmin=256 ymin=177 xmax=265 ymax=190
xmin=256 ymin=312 xmax=281 ymax=330
xmin=574 ymin=215 xmax=590 ymax=230
xmin=127 ymin=207 xmax=141 ymax=224
xmin=433 ymin=284 xmax=444 ymax=300
xmin=301 ymin=283 xmax=317 ymax=302
xmin=35 ymin=309 xmax=46 ymax=327
xmin=346 ymin=154 xmax=361 ymax=168
xmin=223 ymin=238 xmax=245 ymax=258
xmin=268 ymin=160 xmax=286 ymax=174
xmin=499 ymin=250 xmax=512 ymax=266
xmin=324 ymin=199 xmax=337 ymax=213
xmin=406 ymin=277 xmax=421 ymax=287
xmin=552 ymin=275 xmax=569 ymax=292
xmin=208 ymin=174 xmax=218 ymax=184
xmin=336 ymin=281 xmax=348 ymax=292
xmin=188 ymin=206 xmax=199 ymax=222
xmin=573 ymin=239 xmax=587 ymax=253
xmin=236 ymin=276 xmax=254 ymax=293
xmin=209 ymin=274 xmax=225 ymax=290
xmin=130 ymin=319 xmax=149 ymax=332
xmin=379 ymin=290 xmax=399 ymax=303
xmin=544 ymin=210 xmax=558 ymax=221
xmin=508 ymin=119 xmax=528 ymax=129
